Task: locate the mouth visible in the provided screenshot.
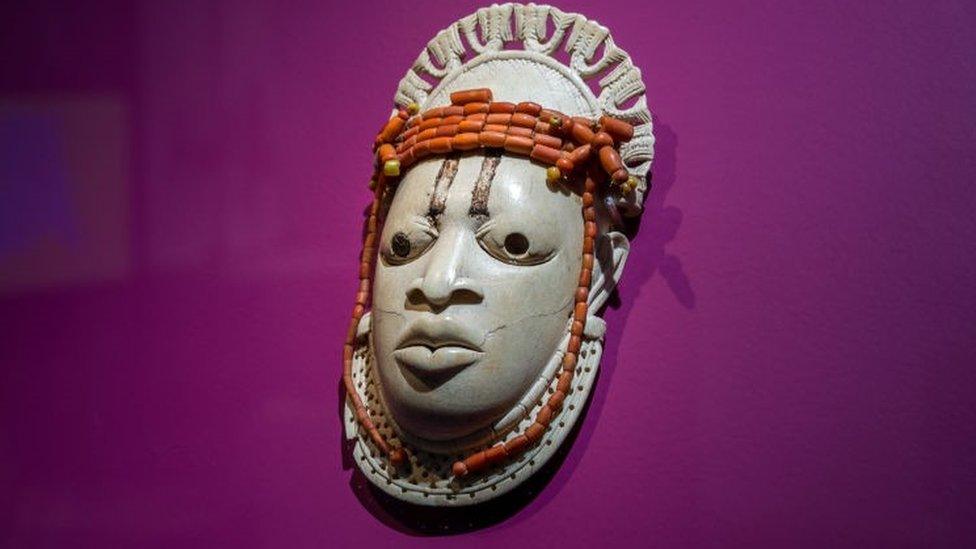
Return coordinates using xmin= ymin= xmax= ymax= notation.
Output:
xmin=394 ymin=319 xmax=484 ymax=380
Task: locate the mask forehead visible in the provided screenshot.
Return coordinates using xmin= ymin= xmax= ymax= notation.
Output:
xmin=437 ymin=155 xmax=581 ymax=228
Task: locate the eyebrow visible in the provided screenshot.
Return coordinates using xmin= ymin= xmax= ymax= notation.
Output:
xmin=469 ymin=152 xmax=502 ymax=219
xmin=427 ymin=155 xmax=460 ymax=219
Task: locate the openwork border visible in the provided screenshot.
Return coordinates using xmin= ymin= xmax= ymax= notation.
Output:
xmin=393 ymin=2 xmax=654 ymax=215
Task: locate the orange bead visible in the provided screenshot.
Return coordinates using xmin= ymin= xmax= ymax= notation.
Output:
xmin=600 ymin=115 xmax=634 ymax=142
xmin=436 ymin=124 xmax=459 ymax=137
xmin=396 ymin=136 xmax=415 ymax=153
xmin=574 ymin=302 xmax=588 ymax=322
xmin=585 ymin=221 xmax=597 ymax=238
xmin=557 ymin=372 xmax=573 ymax=393
xmin=377 ymin=143 xmax=396 ymax=163
xmin=429 ymin=137 xmax=453 ymax=153
xmin=573 ymin=286 xmax=590 ymax=304
xmin=504 ymin=135 xmax=533 ymax=155
xmin=511 ymin=112 xmax=536 ymax=128
xmin=569 ymin=144 xmax=592 ymax=164
xmin=525 ymin=423 xmax=546 ymax=441
xmin=452 ymin=132 xmax=480 ymax=151
xmin=487 ymin=113 xmax=512 ymax=125
xmin=568 ymin=335 xmax=582 ymax=354
xmin=465 ymin=451 xmax=488 ymax=472
xmin=422 ymin=107 xmax=445 ymax=119
xmin=463 ymin=101 xmax=490 ymax=114
xmin=530 ymin=144 xmax=562 ymax=164
xmin=536 ymin=405 xmax=553 ymax=425
xmin=377 ymin=116 xmax=406 ymax=144
xmin=458 ymin=120 xmax=484 ymax=133
xmin=450 ymin=88 xmax=492 ymax=105
xmin=582 ymin=253 xmax=594 ymax=270
xmin=505 ymin=434 xmax=530 ymax=454
xmin=488 ymin=101 xmax=516 ymax=114
xmin=594 ymin=131 xmax=613 ymax=148
xmin=480 ymin=131 xmax=506 ymax=148
xmin=485 ymin=445 xmax=508 ymax=461
xmin=600 ymin=145 xmax=624 ymax=175
xmin=516 ymin=101 xmax=542 ymax=116
xmin=579 ymin=268 xmax=591 ymax=287
xmin=401 ymin=149 xmax=416 ymax=168
xmin=535 ymin=133 xmax=562 ymax=149
xmin=570 ymin=120 xmax=595 ymax=144
xmin=419 ymin=117 xmax=441 ymax=131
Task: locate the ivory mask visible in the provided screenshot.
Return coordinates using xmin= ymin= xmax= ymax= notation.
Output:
xmin=343 ymin=3 xmax=653 ymax=506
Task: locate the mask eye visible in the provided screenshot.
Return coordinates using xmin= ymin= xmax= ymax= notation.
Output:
xmin=381 ymin=225 xmax=435 ymax=265
xmin=391 ymin=232 xmax=411 ymax=258
xmin=503 ymin=233 xmax=530 ymax=256
xmin=477 ymin=226 xmax=554 ymax=266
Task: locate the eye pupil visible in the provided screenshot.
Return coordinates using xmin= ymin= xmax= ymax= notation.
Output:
xmin=504 ymin=233 xmax=529 ymax=256
xmin=392 ymin=232 xmax=411 ymax=258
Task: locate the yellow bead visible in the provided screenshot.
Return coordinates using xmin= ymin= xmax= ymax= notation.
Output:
xmin=406 ymin=103 xmax=420 ymax=115
xmin=549 ymin=116 xmax=562 ymax=127
xmin=546 ymin=166 xmax=561 ymax=184
xmin=384 ymin=159 xmax=401 ymax=177
xmin=626 ymin=176 xmax=638 ymax=193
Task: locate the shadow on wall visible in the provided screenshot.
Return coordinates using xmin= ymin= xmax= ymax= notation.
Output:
xmin=338 ymin=114 xmax=691 ymax=535
xmin=626 ymin=115 xmax=694 ymax=310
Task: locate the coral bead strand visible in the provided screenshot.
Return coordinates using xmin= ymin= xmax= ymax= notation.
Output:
xmin=342 ymin=172 xmax=405 ymax=466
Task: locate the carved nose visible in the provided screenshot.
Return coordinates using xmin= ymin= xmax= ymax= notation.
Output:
xmin=408 ymin=232 xmax=484 ymax=308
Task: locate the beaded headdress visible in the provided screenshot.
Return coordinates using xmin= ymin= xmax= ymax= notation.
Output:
xmin=343 ymin=3 xmax=653 ymax=505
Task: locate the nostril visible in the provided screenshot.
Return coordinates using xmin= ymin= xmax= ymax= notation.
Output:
xmin=446 ymin=288 xmax=483 ymax=305
xmin=406 ymin=278 xmax=484 ymax=310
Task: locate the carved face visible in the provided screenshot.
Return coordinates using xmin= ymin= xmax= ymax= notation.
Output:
xmin=372 ymin=154 xmax=583 ymax=442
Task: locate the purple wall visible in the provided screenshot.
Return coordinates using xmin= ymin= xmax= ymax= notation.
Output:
xmin=2 ymin=1 xmax=975 ymax=546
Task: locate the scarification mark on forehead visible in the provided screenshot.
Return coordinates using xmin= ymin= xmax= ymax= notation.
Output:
xmin=428 ymin=155 xmax=460 ymax=220
xmin=469 ymin=152 xmax=502 ymax=219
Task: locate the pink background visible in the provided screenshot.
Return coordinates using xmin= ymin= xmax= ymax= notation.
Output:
xmin=2 ymin=0 xmax=975 ymax=546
